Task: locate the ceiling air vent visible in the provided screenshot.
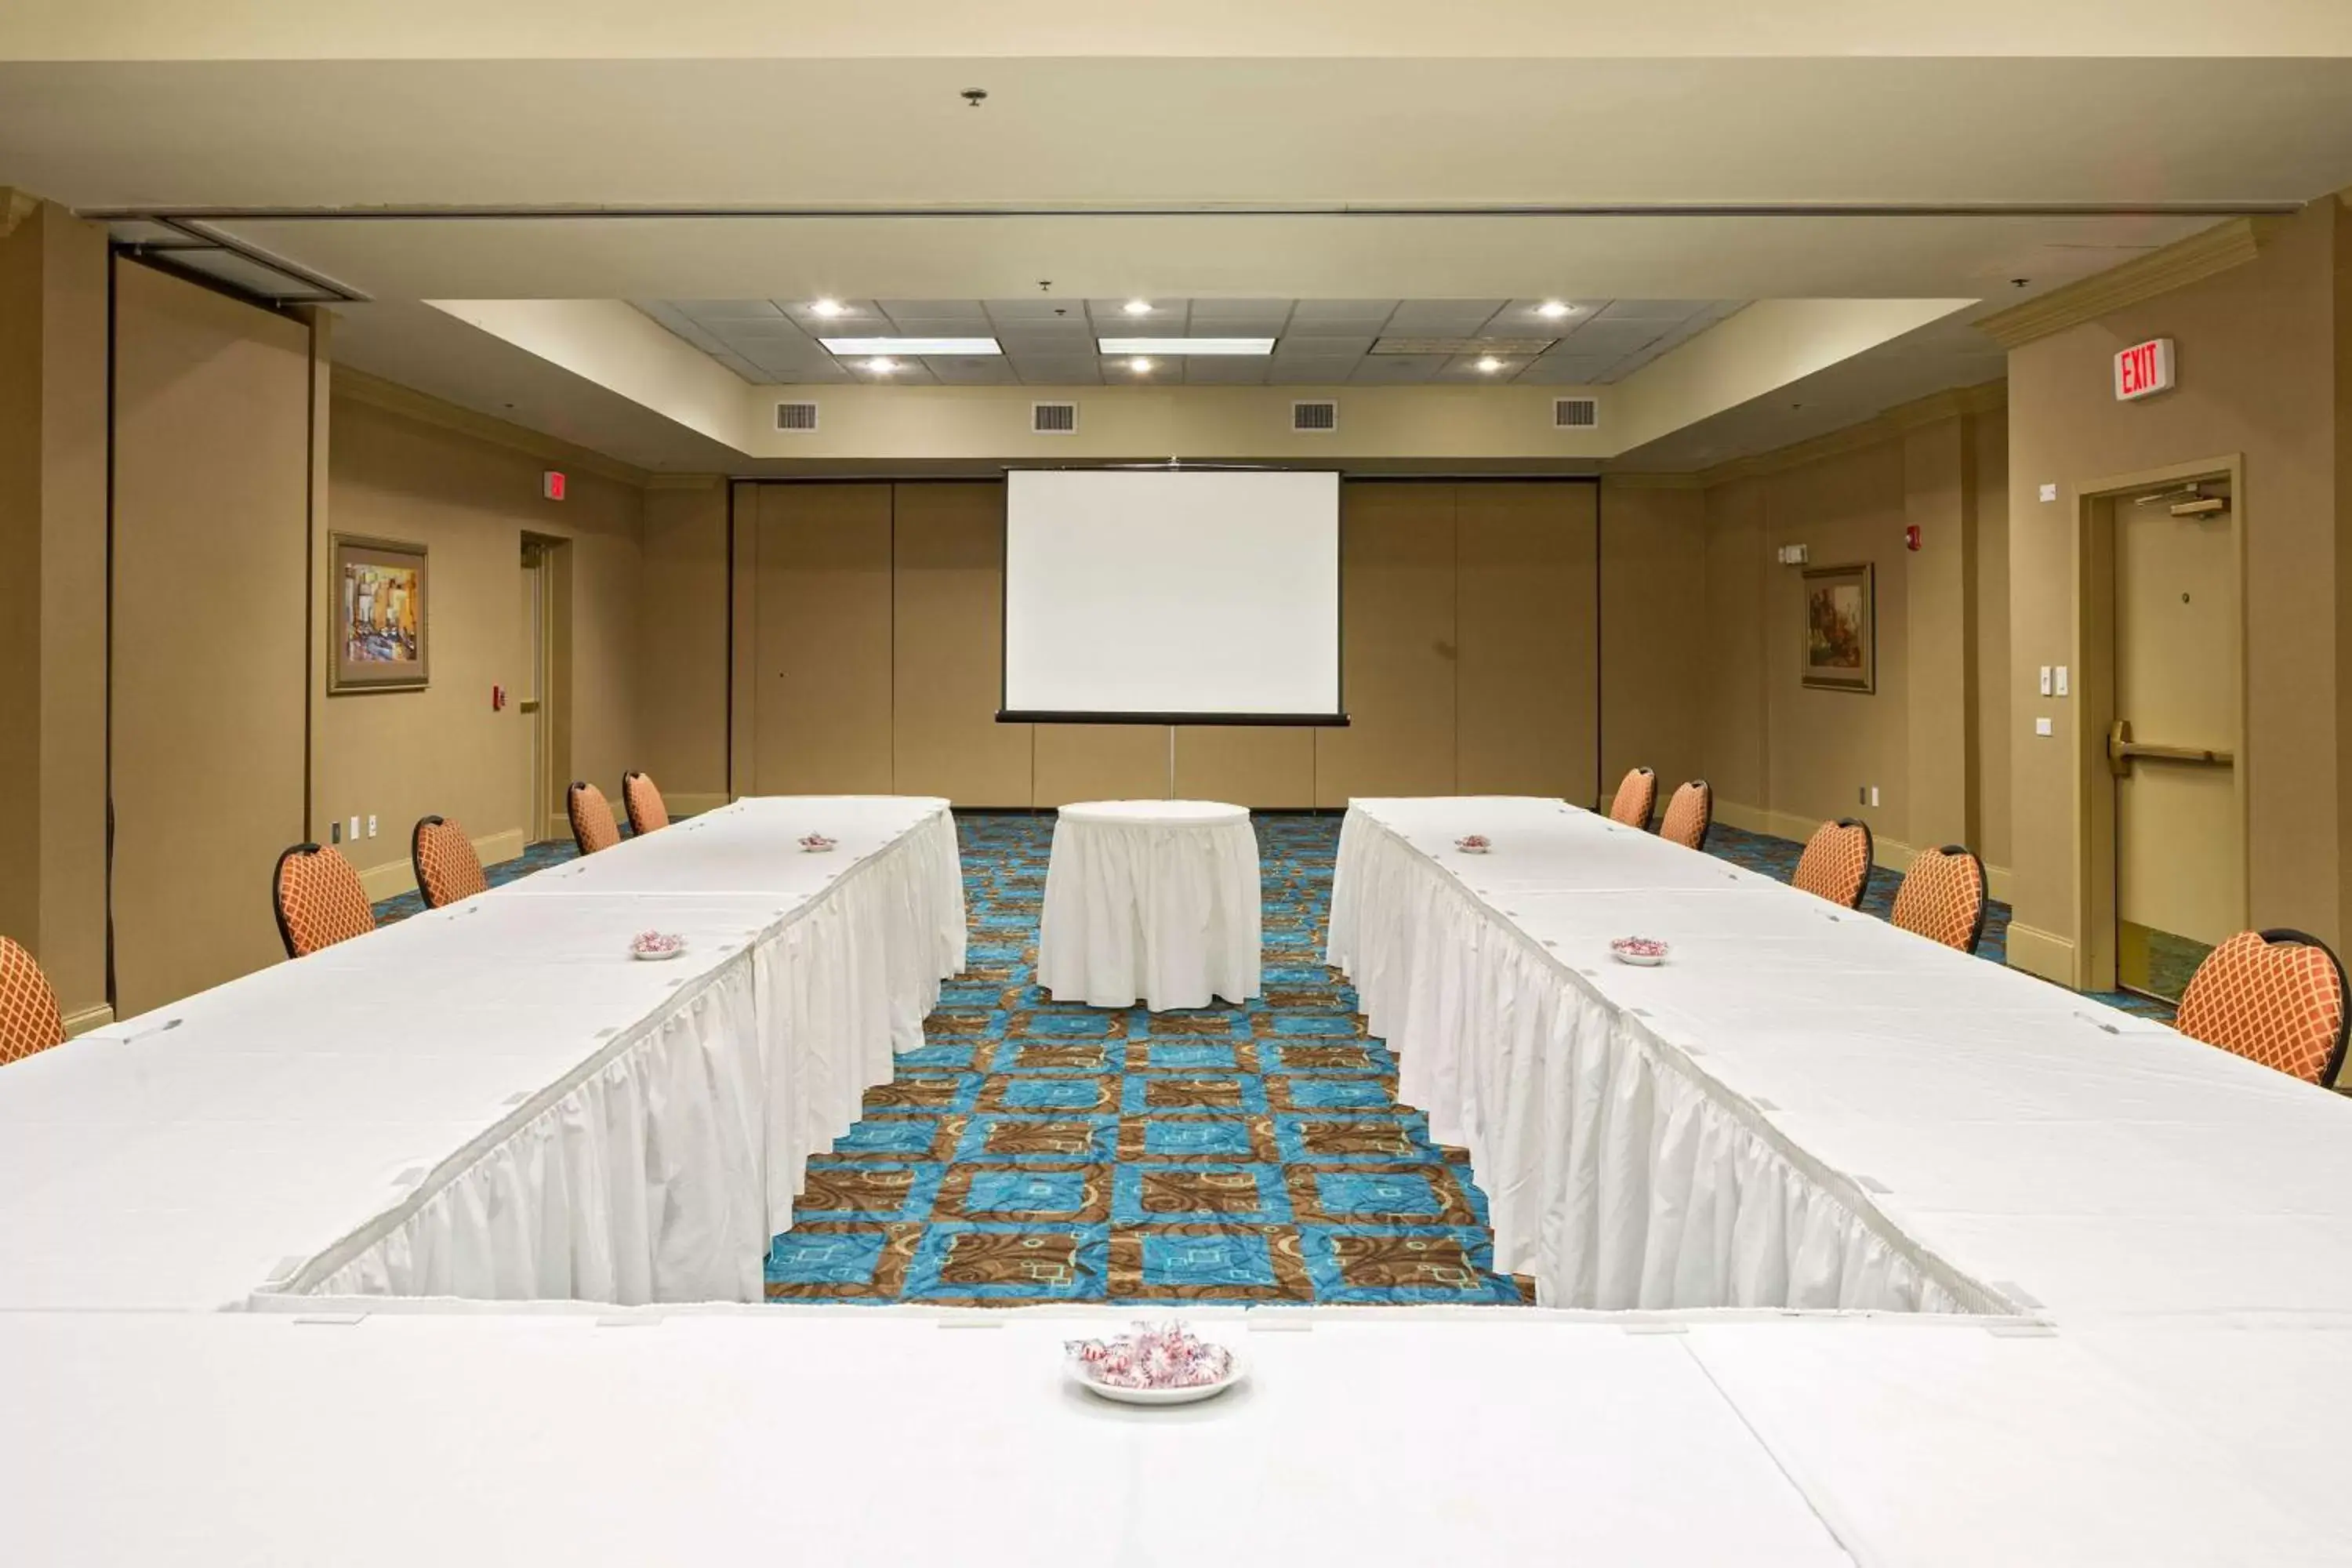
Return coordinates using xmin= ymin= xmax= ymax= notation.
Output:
xmin=1554 ymin=397 xmax=1599 ymax=430
xmin=1032 ymin=401 xmax=1080 ymax=435
xmin=1292 ymin=400 xmax=1338 ymax=433
xmin=775 ymin=401 xmax=819 ymax=433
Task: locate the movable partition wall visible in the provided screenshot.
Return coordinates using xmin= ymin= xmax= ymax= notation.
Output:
xmin=728 ymin=477 xmax=1604 ymax=809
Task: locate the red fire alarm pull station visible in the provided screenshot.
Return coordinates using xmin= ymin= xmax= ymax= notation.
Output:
xmin=542 ymin=470 xmax=567 ymax=502
xmin=492 ymin=684 xmax=506 ymax=711
xmin=1904 ymin=524 xmax=1922 ymax=552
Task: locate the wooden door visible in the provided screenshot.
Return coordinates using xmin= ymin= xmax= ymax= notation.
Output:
xmin=891 ymin=482 xmax=1032 ymax=804
xmin=1456 ymin=482 xmax=1598 ymax=798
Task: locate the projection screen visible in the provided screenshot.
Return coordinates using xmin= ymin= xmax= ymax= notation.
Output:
xmin=999 ymin=469 xmax=1345 ymax=724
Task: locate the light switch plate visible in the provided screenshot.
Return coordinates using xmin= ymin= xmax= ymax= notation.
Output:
xmin=1870 ymin=786 xmax=1881 ymax=807
xmin=2039 ymin=665 xmax=2053 ymax=695
xmin=367 ymin=814 xmax=378 ymax=838
xmin=347 ymin=815 xmax=360 ymax=843
xmin=2039 ymin=482 xmax=2059 ymax=503
xmin=2035 ymin=717 xmax=2054 ymax=737
xmin=2053 ymin=666 xmax=2070 ymax=697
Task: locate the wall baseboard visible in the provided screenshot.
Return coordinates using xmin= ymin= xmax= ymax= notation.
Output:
xmin=356 ymin=826 xmax=529 ymax=902
xmin=61 ymin=1002 xmax=115 ymax=1037
xmin=2005 ymin=922 xmax=2077 ymax=985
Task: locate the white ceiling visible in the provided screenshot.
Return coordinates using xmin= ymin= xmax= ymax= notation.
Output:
xmin=636 ymin=298 xmax=1741 ymax=387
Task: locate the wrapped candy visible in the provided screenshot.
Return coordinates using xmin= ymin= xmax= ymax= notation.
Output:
xmin=1065 ymin=1320 xmax=1235 ymax=1390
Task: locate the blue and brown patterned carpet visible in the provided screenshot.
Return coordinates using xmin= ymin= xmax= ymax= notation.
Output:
xmin=371 ymin=808 xmax=2178 ymax=1306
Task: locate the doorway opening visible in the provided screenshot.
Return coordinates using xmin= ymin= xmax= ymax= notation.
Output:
xmin=520 ymin=535 xmax=571 ymax=844
xmin=2074 ymin=459 xmax=2246 ymax=1002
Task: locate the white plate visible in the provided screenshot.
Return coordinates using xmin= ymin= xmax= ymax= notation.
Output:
xmin=630 ymin=942 xmax=688 ymax=962
xmin=1067 ymin=1352 xmax=1247 ymax=1407
xmin=1454 ymin=843 xmax=1492 ymax=855
xmin=1610 ymin=947 xmax=1668 ymax=967
xmin=798 ymin=841 xmax=837 ymax=854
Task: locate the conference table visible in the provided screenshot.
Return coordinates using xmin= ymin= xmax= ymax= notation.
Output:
xmin=0 ymin=797 xmax=966 ymax=1309
xmin=1328 ymin=797 xmax=2352 ymax=1320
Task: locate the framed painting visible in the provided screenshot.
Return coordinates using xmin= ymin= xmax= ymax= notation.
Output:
xmin=330 ymin=534 xmax=430 ymax=694
xmin=1801 ymin=562 xmax=1875 ymax=693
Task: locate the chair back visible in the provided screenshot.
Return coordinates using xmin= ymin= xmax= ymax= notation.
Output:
xmin=1659 ymin=779 xmax=1713 ymax=851
xmin=568 ymin=780 xmax=621 ymax=855
xmin=1890 ymin=844 xmax=1989 ymax=954
xmin=1607 ymin=767 xmax=1657 ymax=829
xmin=622 ymin=770 xmax=670 ymax=835
xmin=1792 ymin=818 xmax=1874 ymax=909
xmin=2176 ymin=928 xmax=2351 ymax=1088
xmin=411 ymin=815 xmax=488 ymax=909
xmin=0 ymin=935 xmax=67 ymax=1065
xmin=273 ymin=843 xmax=376 ymax=958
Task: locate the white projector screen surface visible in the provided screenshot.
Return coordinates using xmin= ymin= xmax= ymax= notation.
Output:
xmin=1002 ymin=470 xmax=1344 ymax=722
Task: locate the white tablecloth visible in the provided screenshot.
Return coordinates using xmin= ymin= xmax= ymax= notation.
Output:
xmin=0 ymin=797 xmax=965 ymax=1309
xmin=1039 ymin=800 xmax=1261 ymax=1011
xmin=1328 ymin=797 xmax=2352 ymax=1319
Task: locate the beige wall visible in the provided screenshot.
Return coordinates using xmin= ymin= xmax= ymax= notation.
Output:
xmin=639 ymin=481 xmax=730 ymax=809
xmin=1599 ymin=481 xmax=1709 ymax=806
xmin=111 ymin=260 xmax=314 ymax=1016
xmin=0 ymin=200 xmax=109 ymax=1027
xmin=2005 ymin=200 xmax=2347 ymax=980
xmin=317 ymin=390 xmax=648 ymax=895
xmin=1694 ymin=401 xmax=2011 ymax=888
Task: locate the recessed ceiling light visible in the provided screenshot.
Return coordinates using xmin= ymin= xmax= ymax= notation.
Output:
xmin=820 ymin=336 xmax=1002 ymax=356
xmin=865 ymin=357 xmax=897 ymax=373
xmin=1536 ymin=300 xmax=1573 ymax=318
xmin=1476 ymin=355 xmax=1504 ymax=373
xmin=1123 ymin=299 xmax=1154 ymax=315
xmin=810 ymin=299 xmax=846 ymax=317
xmin=1128 ymin=357 xmax=1155 ymax=372
xmin=1096 ymin=337 xmax=1274 ymax=356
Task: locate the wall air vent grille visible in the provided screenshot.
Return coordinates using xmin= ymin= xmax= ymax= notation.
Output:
xmin=1554 ymin=397 xmax=1599 ymax=430
xmin=1292 ymin=400 xmax=1338 ymax=433
xmin=1033 ymin=401 xmax=1079 ymax=434
xmin=775 ymin=401 xmax=819 ymax=432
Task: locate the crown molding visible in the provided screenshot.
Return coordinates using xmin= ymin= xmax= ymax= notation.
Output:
xmin=1975 ymin=217 xmax=2275 ymax=350
xmin=0 ymin=187 xmax=40 ymax=241
xmin=331 ymin=367 xmax=652 ymax=488
xmin=1689 ymin=379 xmax=2008 ymax=489
xmin=1599 ymin=472 xmax=1706 ymax=491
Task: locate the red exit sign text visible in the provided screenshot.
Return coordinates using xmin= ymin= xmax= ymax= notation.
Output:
xmin=2114 ymin=338 xmax=2175 ymax=402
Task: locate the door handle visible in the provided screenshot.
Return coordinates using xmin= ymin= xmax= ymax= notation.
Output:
xmin=2108 ymin=718 xmax=2233 ymax=777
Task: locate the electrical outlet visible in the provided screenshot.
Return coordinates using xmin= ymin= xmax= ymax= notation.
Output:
xmin=2038 ymin=666 xmax=2053 ymax=696
xmin=347 ymin=815 xmax=360 ymax=844
xmin=367 ymin=814 xmax=378 ymax=839
xmin=2035 ymin=717 xmax=2054 ymax=736
xmin=1870 ymin=786 xmax=1881 ymax=808
xmin=2053 ymin=666 xmax=2070 ymax=698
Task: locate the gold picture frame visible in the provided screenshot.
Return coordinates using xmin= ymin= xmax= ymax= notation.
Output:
xmin=1801 ymin=562 xmax=1875 ymax=693
xmin=329 ymin=534 xmax=430 ymax=694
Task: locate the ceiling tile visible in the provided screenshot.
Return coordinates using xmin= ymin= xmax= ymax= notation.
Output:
xmin=1289 ymin=299 xmax=1396 ymax=325
xmin=1488 ymin=299 xmax=1611 ymax=333
xmin=1595 ymin=299 xmax=1713 ymax=321
xmin=1179 ymin=358 xmax=1270 ymax=384
xmin=1087 ymin=298 xmax=1189 ymax=330
xmin=675 ymin=299 xmax=786 ymax=321
xmin=1515 ymin=354 xmax=1614 ymax=385
xmin=1350 ymin=354 xmax=1446 ymax=383
xmin=781 ymin=299 xmax=885 ymax=327
xmin=927 ymin=357 xmax=1016 ymax=385
xmin=985 ymin=297 xmax=1089 ymax=321
xmin=876 ymin=299 xmax=986 ymax=321
xmin=1007 ymin=359 xmax=1105 ymax=385
xmin=1272 ymin=335 xmax=1373 ymax=358
xmin=1438 ymin=353 xmax=1529 ymax=381
xmin=1381 ymin=300 xmax=1507 ymax=334
xmin=1555 ymin=318 xmax=1668 ymax=354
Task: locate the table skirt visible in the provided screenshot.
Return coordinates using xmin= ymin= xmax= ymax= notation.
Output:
xmin=1039 ymin=808 xmax=1261 ymax=1010
xmin=274 ymin=808 xmax=966 ymax=1305
xmin=1328 ymin=805 xmax=2004 ymax=1316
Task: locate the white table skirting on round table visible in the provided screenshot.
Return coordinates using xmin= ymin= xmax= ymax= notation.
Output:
xmin=0 ymin=797 xmax=965 ymax=1310
xmin=1328 ymin=797 xmax=2352 ymax=1320
xmin=1039 ymin=800 xmax=1262 ymax=1011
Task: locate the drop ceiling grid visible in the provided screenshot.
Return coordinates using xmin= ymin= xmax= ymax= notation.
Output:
xmin=636 ymin=298 xmax=1741 ymax=387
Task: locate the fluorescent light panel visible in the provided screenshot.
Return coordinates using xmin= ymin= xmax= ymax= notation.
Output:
xmin=818 ymin=336 xmax=1001 ymax=355
xmin=1097 ymin=337 xmax=1275 ymax=356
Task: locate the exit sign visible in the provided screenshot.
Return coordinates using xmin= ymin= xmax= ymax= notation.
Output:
xmin=542 ymin=470 xmax=567 ymax=501
xmin=2114 ymin=338 xmax=2174 ymax=401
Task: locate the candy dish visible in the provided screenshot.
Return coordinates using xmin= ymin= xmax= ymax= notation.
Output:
xmin=797 ymin=833 xmax=837 ymax=854
xmin=1610 ymin=936 xmax=1670 ymax=967
xmin=1454 ymin=834 xmax=1492 ymax=855
xmin=1065 ymin=1321 xmax=1247 ymax=1407
xmin=630 ymin=930 xmax=688 ymax=961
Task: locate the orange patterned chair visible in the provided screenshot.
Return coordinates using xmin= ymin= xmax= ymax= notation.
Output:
xmin=410 ymin=815 xmax=488 ymax=909
xmin=1607 ymin=767 xmax=1657 ymax=829
xmin=2175 ymin=928 xmax=2350 ymax=1088
xmin=568 ymin=780 xmax=622 ymax=856
xmin=272 ymin=843 xmax=376 ymax=958
xmin=0 ymin=935 xmax=67 ymax=1066
xmin=621 ymin=770 xmax=670 ymax=836
xmin=1658 ymin=779 xmax=1713 ymax=851
xmin=1792 ymin=818 xmax=1874 ymax=910
xmin=1889 ymin=844 xmax=1990 ymax=955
